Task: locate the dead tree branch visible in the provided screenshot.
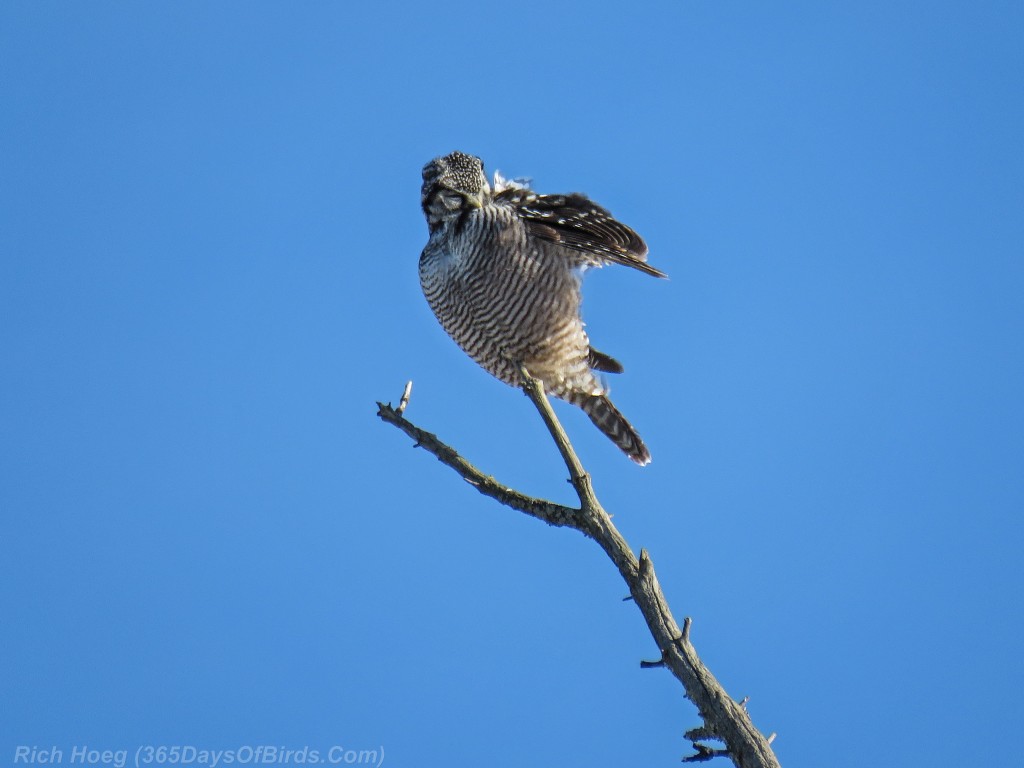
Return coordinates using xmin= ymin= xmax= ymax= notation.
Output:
xmin=376 ymin=374 xmax=781 ymax=768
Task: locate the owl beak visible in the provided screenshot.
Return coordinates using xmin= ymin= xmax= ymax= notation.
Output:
xmin=462 ymin=191 xmax=485 ymax=209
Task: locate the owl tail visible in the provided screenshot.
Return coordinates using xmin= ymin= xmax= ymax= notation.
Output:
xmin=577 ymin=395 xmax=651 ymax=466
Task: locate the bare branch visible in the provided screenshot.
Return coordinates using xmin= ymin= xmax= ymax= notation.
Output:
xmin=376 ymin=398 xmax=577 ymax=529
xmin=516 ymin=363 xmax=589 ymax=489
xmin=376 ymin=379 xmax=781 ymax=767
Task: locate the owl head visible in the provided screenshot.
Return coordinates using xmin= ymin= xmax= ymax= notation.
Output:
xmin=421 ymin=151 xmax=492 ymax=230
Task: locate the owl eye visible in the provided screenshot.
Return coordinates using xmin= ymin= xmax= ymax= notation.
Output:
xmin=440 ymin=191 xmax=464 ymax=211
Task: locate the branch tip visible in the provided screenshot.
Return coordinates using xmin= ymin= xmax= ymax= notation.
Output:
xmin=639 ymin=548 xmax=652 ymax=578
xmin=684 ymin=725 xmax=717 ymax=742
xmin=683 ymin=742 xmax=728 ymax=763
xmin=396 ymin=380 xmax=413 ymax=416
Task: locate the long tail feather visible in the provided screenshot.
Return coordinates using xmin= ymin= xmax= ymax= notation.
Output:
xmin=576 ymin=395 xmax=651 ymax=465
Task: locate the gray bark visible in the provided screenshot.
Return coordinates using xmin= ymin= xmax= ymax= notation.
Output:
xmin=377 ymin=373 xmax=781 ymax=767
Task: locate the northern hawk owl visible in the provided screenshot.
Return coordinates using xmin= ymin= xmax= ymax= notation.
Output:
xmin=419 ymin=151 xmax=665 ymax=465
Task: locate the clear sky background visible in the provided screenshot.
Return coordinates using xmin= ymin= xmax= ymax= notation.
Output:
xmin=2 ymin=3 xmax=1022 ymax=767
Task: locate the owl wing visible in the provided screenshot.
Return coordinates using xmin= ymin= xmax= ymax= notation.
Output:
xmin=588 ymin=347 xmax=625 ymax=374
xmin=498 ymin=189 xmax=666 ymax=278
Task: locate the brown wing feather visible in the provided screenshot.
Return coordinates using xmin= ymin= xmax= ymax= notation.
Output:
xmin=497 ymin=189 xmax=667 ymax=278
xmin=588 ymin=347 xmax=625 ymax=374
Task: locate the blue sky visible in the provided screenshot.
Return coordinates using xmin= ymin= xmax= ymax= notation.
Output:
xmin=2 ymin=2 xmax=1022 ymax=766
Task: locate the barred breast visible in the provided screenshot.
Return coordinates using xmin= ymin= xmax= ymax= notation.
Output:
xmin=419 ymin=204 xmax=602 ymax=400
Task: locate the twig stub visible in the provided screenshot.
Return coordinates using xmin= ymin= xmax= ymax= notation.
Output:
xmin=396 ymin=380 xmax=413 ymax=416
